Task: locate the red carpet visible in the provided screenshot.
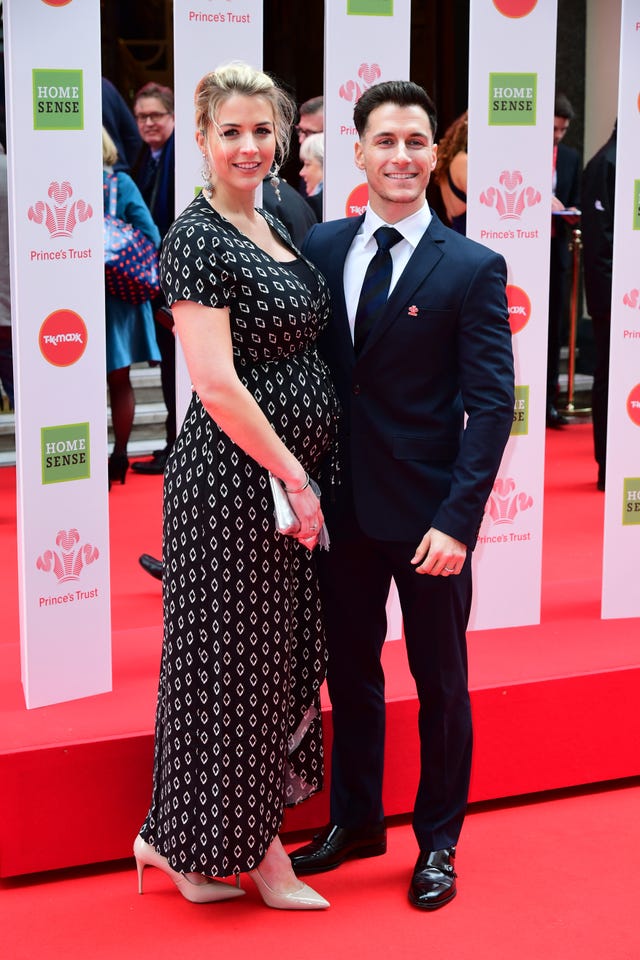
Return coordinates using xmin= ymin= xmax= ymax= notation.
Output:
xmin=1 ymin=780 xmax=639 ymax=960
xmin=1 ymin=424 xmax=639 ymax=879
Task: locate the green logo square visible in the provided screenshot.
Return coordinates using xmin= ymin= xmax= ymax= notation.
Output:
xmin=41 ymin=423 xmax=90 ymax=484
xmin=489 ymin=73 xmax=537 ymax=126
xmin=634 ymin=181 xmax=640 ymax=231
xmin=511 ymin=385 xmax=529 ymax=436
xmin=33 ymin=69 xmax=84 ymax=131
xmin=622 ymin=478 xmax=640 ymax=525
xmin=347 ymin=0 xmax=394 ymax=14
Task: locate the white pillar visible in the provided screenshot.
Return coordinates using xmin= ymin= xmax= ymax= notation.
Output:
xmin=601 ymin=0 xmax=640 ymax=618
xmin=4 ymin=0 xmax=112 ymax=707
xmin=467 ymin=0 xmax=558 ymax=629
xmin=172 ymin=1 xmax=264 ymax=427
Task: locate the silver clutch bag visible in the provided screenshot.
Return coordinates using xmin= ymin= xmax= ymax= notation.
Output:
xmin=268 ymin=472 xmax=298 ymax=534
xmin=268 ymin=473 xmax=330 ymax=549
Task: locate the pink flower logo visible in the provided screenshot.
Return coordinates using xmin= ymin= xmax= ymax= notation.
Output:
xmin=339 ymin=63 xmax=382 ymax=103
xmin=486 ymin=477 xmax=534 ymax=525
xmin=28 ymin=180 xmax=93 ymax=238
xmin=480 ymin=171 xmax=542 ymax=220
xmin=36 ymin=529 xmax=99 ymax=583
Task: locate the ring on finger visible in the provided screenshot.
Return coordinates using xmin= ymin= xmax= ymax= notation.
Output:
xmin=444 ymin=566 xmax=455 ymax=573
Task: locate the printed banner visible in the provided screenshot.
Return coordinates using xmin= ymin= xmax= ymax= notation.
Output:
xmin=172 ymin=0 xmax=263 ymax=423
xmin=324 ymin=0 xmax=411 ymax=223
xmin=601 ymin=1 xmax=640 ymax=618
xmin=4 ymin=0 xmax=112 ymax=707
xmin=324 ymin=0 xmax=411 ymax=641
xmin=467 ymin=0 xmax=558 ymax=629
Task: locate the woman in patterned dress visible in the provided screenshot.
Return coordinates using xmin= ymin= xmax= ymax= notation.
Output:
xmin=134 ymin=63 xmax=337 ymax=910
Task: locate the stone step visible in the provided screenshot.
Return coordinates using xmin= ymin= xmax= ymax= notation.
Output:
xmin=125 ymin=364 xmax=165 ymax=405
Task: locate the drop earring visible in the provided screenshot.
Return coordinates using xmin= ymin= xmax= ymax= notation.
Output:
xmin=201 ymin=154 xmax=213 ymax=199
xmin=269 ymin=163 xmax=282 ymax=203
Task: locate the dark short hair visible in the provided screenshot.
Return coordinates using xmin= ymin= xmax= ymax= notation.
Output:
xmin=554 ymin=92 xmax=575 ymax=121
xmin=134 ymin=82 xmax=174 ymax=114
xmin=299 ymin=95 xmax=323 ymax=117
xmin=353 ymin=80 xmax=438 ymax=139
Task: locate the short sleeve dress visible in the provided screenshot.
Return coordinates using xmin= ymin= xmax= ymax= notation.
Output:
xmin=139 ymin=193 xmax=339 ymax=878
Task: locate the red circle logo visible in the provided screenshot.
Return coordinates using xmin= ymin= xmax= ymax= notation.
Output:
xmin=345 ymin=182 xmax=369 ymax=218
xmin=506 ymin=285 xmax=531 ymax=334
xmin=626 ymin=384 xmax=640 ymax=427
xmin=39 ymin=309 xmax=88 ymax=366
xmin=492 ymin=0 xmax=538 ymax=16
xmin=41 ymin=1 xmax=73 ymax=7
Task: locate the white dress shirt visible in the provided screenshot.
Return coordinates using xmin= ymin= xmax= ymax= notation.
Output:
xmin=343 ymin=203 xmax=433 ymax=343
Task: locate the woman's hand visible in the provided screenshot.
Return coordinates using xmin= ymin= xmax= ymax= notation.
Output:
xmin=286 ymin=484 xmax=324 ymax=551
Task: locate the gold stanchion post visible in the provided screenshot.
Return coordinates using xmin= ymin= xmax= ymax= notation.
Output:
xmin=563 ymin=225 xmax=588 ymax=415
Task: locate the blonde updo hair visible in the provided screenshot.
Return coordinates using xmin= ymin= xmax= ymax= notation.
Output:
xmin=195 ymin=62 xmax=296 ymax=169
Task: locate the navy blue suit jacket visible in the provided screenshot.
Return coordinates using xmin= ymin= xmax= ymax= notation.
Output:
xmin=304 ymin=210 xmax=514 ymax=550
xmin=552 ymin=142 xmax=581 ymax=269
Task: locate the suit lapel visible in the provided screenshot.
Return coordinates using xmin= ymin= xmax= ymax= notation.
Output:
xmin=357 ymin=212 xmax=446 ymax=359
xmin=321 ymin=217 xmax=363 ymax=360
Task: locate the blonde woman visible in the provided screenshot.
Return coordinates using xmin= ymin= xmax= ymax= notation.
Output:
xmin=134 ymin=63 xmax=338 ymax=911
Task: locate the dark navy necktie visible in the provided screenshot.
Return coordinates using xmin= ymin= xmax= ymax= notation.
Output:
xmin=354 ymin=226 xmax=403 ymax=354
xmin=140 ymin=154 xmax=159 ymax=201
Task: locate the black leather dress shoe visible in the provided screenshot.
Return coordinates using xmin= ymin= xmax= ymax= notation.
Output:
xmin=139 ymin=553 xmax=163 ymax=581
xmin=546 ymin=405 xmax=569 ymax=428
xmin=289 ymin=823 xmax=387 ymax=875
xmin=132 ymin=446 xmax=171 ymax=475
xmin=408 ymin=847 xmax=457 ymax=911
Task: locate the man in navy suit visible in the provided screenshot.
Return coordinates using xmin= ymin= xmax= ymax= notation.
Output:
xmin=289 ymin=81 xmax=514 ymax=909
xmin=581 ymin=122 xmax=616 ymax=490
xmin=547 ymin=92 xmax=581 ymax=428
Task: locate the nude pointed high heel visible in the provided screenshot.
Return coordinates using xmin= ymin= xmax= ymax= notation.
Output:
xmin=249 ymin=867 xmax=330 ymax=910
xmin=133 ymin=835 xmax=245 ymax=903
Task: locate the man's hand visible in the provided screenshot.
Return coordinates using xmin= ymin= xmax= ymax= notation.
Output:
xmin=411 ymin=527 xmax=467 ymax=576
xmin=552 ymin=196 xmax=580 ymax=226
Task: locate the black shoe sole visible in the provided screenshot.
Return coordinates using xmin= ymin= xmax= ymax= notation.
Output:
xmin=291 ymin=839 xmax=387 ymax=875
xmin=131 ymin=465 xmax=166 ymax=475
xmin=408 ymin=887 xmax=457 ymax=911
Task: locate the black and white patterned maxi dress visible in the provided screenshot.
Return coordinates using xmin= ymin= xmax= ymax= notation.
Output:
xmin=139 ymin=194 xmax=338 ymax=878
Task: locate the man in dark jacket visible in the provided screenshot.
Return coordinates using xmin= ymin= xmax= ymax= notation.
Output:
xmin=101 ymin=77 xmax=141 ymax=173
xmin=581 ymin=123 xmax=616 ymax=490
xmin=547 ymin=93 xmax=581 ymax=428
xmin=288 ymin=80 xmax=514 ymax=910
xmin=130 ymin=83 xmax=176 ymax=475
